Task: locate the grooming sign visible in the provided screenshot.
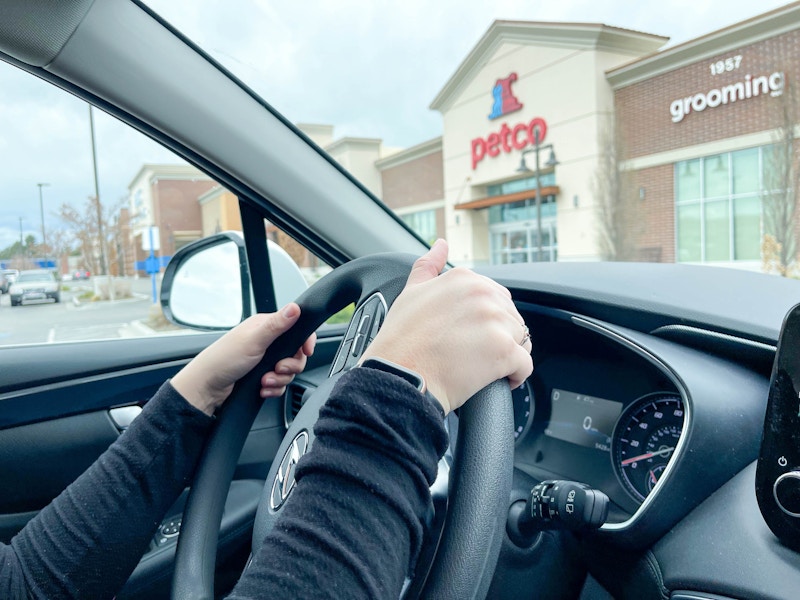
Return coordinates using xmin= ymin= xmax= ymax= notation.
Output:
xmin=670 ymin=54 xmax=785 ymax=123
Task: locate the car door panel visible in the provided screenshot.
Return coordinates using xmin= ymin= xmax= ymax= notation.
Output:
xmin=0 ymin=328 xmax=341 ymax=515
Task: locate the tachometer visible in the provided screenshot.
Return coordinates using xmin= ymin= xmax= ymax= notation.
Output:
xmin=513 ymin=380 xmax=534 ymax=443
xmin=611 ymin=393 xmax=685 ymax=502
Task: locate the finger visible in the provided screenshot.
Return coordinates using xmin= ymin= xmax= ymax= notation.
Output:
xmin=507 ymin=347 xmax=534 ymax=391
xmin=261 ymin=372 xmax=296 ymax=388
xmin=302 ymin=333 xmax=316 ymax=357
xmin=247 ymin=302 xmax=303 ymax=349
xmin=405 ymin=239 xmax=448 ymax=287
xmin=272 ymin=354 xmax=308 ymax=376
xmin=261 ymin=385 xmax=288 ymax=398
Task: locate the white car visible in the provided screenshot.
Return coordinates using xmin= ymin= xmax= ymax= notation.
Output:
xmin=9 ymin=270 xmax=61 ymax=306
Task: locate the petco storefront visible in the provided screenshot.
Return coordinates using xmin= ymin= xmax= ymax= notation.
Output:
xmin=427 ymin=21 xmax=667 ymax=266
xmin=366 ymin=5 xmax=800 ymax=269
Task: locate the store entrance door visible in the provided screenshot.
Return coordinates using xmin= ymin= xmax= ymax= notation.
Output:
xmin=490 ymin=220 xmax=557 ymax=264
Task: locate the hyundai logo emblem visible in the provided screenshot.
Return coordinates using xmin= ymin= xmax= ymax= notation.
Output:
xmin=270 ymin=431 xmax=309 ymax=510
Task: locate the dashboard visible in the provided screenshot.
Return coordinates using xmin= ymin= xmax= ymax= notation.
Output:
xmin=286 ymin=285 xmax=788 ymax=599
xmin=513 ymin=304 xmax=686 ymax=522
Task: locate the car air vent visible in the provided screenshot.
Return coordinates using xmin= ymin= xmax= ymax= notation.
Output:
xmin=284 ymin=382 xmax=310 ymax=428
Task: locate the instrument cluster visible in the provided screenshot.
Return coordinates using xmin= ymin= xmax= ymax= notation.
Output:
xmin=511 ymin=309 xmax=687 ymax=520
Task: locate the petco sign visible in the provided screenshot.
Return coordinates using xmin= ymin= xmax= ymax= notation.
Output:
xmin=471 ymin=118 xmax=547 ymax=170
xmin=670 ymin=71 xmax=785 ymax=123
xmin=471 ymin=72 xmax=548 ymax=170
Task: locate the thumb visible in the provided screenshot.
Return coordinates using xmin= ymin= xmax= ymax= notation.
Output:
xmin=406 ymin=239 xmax=448 ymax=287
xmin=245 ymin=302 xmax=302 ymax=349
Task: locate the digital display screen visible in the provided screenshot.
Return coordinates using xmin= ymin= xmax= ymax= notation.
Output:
xmin=544 ymin=388 xmax=622 ymax=452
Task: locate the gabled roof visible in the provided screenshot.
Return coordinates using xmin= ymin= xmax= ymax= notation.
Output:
xmin=430 ymin=20 xmax=667 ymax=113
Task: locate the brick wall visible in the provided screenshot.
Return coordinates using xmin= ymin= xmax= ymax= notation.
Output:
xmin=153 ymin=179 xmax=217 ymax=257
xmin=634 ymin=165 xmax=675 ymax=263
xmin=616 ymin=30 xmax=800 ymax=159
xmin=381 ymin=151 xmax=444 ymax=210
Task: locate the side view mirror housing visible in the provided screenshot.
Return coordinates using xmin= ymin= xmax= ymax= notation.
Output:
xmin=160 ymin=232 xmax=309 ymax=330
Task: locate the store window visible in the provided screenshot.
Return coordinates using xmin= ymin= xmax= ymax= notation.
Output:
xmin=401 ymin=209 xmax=437 ymax=244
xmin=675 ymin=147 xmax=768 ymax=263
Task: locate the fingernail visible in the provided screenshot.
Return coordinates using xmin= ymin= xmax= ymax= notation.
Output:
xmin=276 ymin=366 xmax=289 ymax=374
xmin=264 ymin=376 xmax=277 ymax=386
xmin=282 ymin=303 xmax=298 ymax=319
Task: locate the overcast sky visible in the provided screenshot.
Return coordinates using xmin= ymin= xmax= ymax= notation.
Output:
xmin=0 ymin=0 xmax=794 ymax=251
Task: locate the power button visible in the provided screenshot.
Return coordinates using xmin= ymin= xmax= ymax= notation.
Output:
xmin=773 ymin=471 xmax=800 ymax=517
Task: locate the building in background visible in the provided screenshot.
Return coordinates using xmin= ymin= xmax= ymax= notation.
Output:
xmin=610 ymin=5 xmax=800 ymax=271
xmin=128 ymin=164 xmax=216 ymax=274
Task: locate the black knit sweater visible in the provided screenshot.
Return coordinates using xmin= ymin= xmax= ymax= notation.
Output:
xmin=0 ymin=368 xmax=447 ymax=599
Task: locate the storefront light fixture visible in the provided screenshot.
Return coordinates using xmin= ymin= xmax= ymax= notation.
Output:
xmin=516 ymin=147 xmax=559 ymax=173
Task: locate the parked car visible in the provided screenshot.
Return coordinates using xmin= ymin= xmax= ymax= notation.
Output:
xmin=1 ymin=2 xmax=799 ymax=600
xmin=73 ymin=269 xmax=91 ymax=280
xmin=9 ymin=269 xmax=61 ymax=306
xmin=0 ymin=269 xmax=18 ymax=294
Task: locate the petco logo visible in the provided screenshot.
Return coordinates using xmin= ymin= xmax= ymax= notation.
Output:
xmin=488 ymin=73 xmax=523 ymax=120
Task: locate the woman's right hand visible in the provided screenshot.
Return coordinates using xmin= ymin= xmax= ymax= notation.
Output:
xmin=360 ymin=239 xmax=533 ymax=414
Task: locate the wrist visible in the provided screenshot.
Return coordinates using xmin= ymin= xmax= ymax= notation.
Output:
xmin=171 ymin=368 xmax=224 ymax=416
xmin=359 ymin=356 xmax=449 ymax=415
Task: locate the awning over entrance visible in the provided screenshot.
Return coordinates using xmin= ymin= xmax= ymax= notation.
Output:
xmin=454 ymin=186 xmax=560 ymax=210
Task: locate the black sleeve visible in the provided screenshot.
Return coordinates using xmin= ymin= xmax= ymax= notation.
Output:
xmin=228 ymin=367 xmax=449 ymax=600
xmin=0 ymin=381 xmax=213 ymax=600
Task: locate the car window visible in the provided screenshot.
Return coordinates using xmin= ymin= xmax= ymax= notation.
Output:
xmin=141 ymin=0 xmax=798 ymax=276
xmin=0 ymin=59 xmax=327 ymax=346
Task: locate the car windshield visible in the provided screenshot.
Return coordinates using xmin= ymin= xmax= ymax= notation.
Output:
xmin=16 ymin=273 xmax=53 ymax=283
xmin=0 ymin=0 xmax=797 ymax=345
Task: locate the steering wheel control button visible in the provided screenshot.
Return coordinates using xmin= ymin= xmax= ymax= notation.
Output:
xmin=155 ymin=517 xmax=183 ymax=545
xmin=351 ymin=314 xmax=372 ymax=357
xmin=774 ymin=471 xmax=800 ymax=517
xmin=779 ymin=456 xmax=789 ymax=467
xmin=330 ymin=293 xmax=388 ymax=376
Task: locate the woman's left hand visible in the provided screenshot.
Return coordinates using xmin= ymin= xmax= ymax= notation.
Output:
xmin=171 ymin=303 xmax=315 ymax=415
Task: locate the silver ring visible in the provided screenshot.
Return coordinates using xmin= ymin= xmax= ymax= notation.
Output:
xmin=520 ymin=324 xmax=531 ymax=346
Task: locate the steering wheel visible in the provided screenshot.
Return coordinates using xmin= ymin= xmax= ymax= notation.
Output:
xmin=171 ymin=253 xmax=514 ymax=600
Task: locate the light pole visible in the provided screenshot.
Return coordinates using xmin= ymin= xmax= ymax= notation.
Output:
xmin=88 ymin=105 xmax=107 ymax=276
xmin=516 ymin=130 xmax=558 ymax=262
xmin=37 ymin=182 xmax=50 ymax=264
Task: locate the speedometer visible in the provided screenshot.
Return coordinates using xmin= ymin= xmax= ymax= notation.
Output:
xmin=513 ymin=380 xmax=534 ymax=443
xmin=611 ymin=393 xmax=685 ymax=502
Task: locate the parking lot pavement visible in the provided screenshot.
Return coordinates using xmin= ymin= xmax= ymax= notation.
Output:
xmin=0 ymin=290 xmax=156 ymax=345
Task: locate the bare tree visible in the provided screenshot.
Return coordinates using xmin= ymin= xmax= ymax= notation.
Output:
xmin=594 ymin=115 xmax=641 ymax=261
xmin=58 ymin=196 xmax=124 ymax=276
xmin=761 ymin=74 xmax=800 ymax=276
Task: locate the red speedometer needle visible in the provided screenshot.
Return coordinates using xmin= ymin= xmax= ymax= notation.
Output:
xmin=620 ymin=446 xmax=675 ymax=466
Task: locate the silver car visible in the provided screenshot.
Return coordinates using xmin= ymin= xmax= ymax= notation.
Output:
xmin=9 ymin=270 xmax=61 ymax=306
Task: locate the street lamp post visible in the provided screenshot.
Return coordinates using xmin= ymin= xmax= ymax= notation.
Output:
xmin=37 ymin=182 xmax=50 ymax=264
xmin=516 ymin=130 xmax=558 ymax=262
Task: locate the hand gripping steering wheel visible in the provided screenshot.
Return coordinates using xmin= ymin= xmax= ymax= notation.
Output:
xmin=171 ymin=253 xmax=514 ymax=600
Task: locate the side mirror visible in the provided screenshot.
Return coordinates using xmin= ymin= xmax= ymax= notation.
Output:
xmin=160 ymin=232 xmax=311 ymax=331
